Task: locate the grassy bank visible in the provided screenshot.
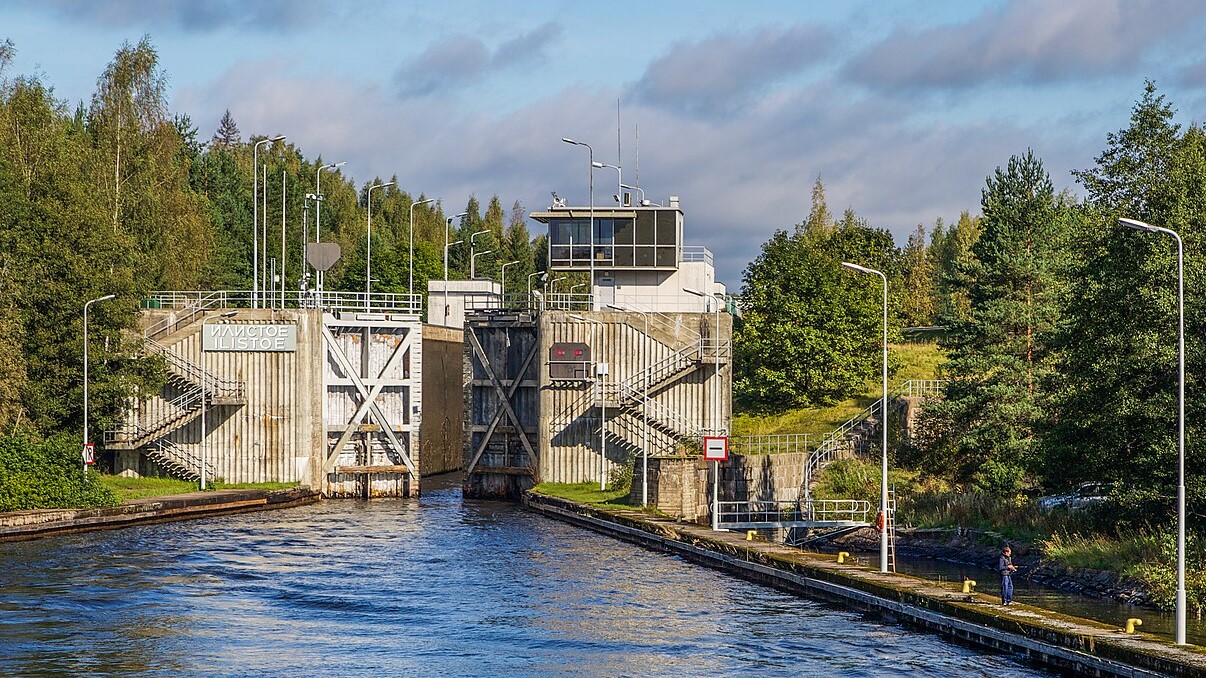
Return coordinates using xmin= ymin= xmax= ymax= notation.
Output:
xmin=98 ymin=476 xmax=299 ymax=503
xmin=530 ymin=482 xmax=634 ymax=510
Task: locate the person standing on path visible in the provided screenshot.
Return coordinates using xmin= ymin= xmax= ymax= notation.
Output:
xmin=998 ymin=545 xmax=1018 ymax=605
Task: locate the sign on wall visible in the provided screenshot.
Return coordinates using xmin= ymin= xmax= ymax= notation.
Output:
xmin=203 ymin=323 xmax=297 ymax=352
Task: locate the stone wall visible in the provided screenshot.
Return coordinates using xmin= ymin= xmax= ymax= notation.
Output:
xmin=631 ymin=457 xmax=710 ymax=522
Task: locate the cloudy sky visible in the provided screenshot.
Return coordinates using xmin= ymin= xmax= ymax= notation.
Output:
xmin=4 ymin=0 xmax=1206 ymax=284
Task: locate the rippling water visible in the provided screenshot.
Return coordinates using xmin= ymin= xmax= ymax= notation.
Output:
xmin=0 ymin=482 xmax=1056 ymax=677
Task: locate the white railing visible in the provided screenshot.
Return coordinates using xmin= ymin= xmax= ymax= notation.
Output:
xmin=145 ymin=338 xmax=245 ymax=400
xmin=143 ymin=289 xmax=423 ymax=318
xmin=716 ymin=499 xmax=872 ymax=527
xmin=679 ymin=246 xmax=714 ymax=265
xmin=903 ymin=379 xmax=947 ymax=398
xmin=730 ymin=433 xmax=816 ymax=456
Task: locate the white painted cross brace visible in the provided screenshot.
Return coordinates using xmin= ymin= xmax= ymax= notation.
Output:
xmin=320 ymin=326 xmax=418 ymax=475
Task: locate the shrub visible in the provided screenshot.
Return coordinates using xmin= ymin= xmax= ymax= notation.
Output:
xmin=0 ymin=429 xmax=118 ymax=511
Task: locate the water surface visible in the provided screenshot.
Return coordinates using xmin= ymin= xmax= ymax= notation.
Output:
xmin=0 ymin=482 xmax=1057 ymax=677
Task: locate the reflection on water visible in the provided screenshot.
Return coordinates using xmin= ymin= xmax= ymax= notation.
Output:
xmin=0 ymin=482 xmax=1058 ymax=677
xmin=891 ymin=555 xmax=1206 ymax=646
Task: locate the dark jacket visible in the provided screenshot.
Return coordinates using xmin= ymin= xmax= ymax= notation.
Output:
xmin=998 ymin=555 xmax=1014 ymax=576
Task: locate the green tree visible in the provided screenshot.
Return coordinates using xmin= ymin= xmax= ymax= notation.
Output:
xmin=922 ymin=151 xmax=1070 ymax=492
xmin=899 ymin=224 xmax=935 ymax=327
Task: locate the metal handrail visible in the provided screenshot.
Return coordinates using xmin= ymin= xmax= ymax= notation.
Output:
xmin=145 ymin=338 xmax=245 ymax=399
xmin=143 ymin=289 xmax=423 ymax=317
xmin=716 ymin=498 xmax=871 ymax=526
xmin=730 ymin=433 xmax=816 ymax=455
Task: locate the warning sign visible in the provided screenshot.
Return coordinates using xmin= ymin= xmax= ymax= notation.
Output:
xmin=703 ymin=436 xmax=728 ymax=461
xmin=82 ymin=442 xmax=96 ymax=466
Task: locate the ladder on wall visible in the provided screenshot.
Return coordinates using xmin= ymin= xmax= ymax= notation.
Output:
xmin=886 ymin=488 xmax=898 ymax=574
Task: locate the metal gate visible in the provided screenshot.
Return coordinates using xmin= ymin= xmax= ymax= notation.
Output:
xmin=464 ymin=312 xmax=539 ymax=499
xmin=322 ymin=314 xmax=422 ymax=497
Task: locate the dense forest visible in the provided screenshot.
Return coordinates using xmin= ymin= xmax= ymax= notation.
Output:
xmin=736 ymin=82 xmax=1205 ymax=534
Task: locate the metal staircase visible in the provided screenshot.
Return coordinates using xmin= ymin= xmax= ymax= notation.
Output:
xmin=106 ymin=330 xmax=246 ymax=480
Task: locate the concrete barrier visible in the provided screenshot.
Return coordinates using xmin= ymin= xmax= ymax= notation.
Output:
xmin=0 ymin=488 xmax=320 ymax=542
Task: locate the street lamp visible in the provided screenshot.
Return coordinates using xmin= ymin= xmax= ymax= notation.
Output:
xmin=620 ymin=182 xmax=644 ymax=206
xmin=841 ymin=261 xmax=889 ymax=574
xmin=200 ymin=310 xmax=238 ymax=490
xmin=366 ymin=181 xmax=396 ymax=308
xmin=409 ymin=197 xmax=436 ymax=293
xmin=315 ymin=160 xmax=345 ymax=296
xmin=609 ymin=303 xmax=651 ymax=507
xmin=472 ymin=250 xmax=493 ymax=280
xmin=569 ymin=313 xmax=607 ymax=490
xmin=684 ymin=287 xmax=723 ymax=531
xmin=562 ymin=137 xmax=595 ymax=309
xmin=1119 ymin=217 xmax=1188 ymax=645
xmin=527 ymin=271 xmax=545 ymax=299
xmin=593 ymin=161 xmax=622 ymax=205
xmin=501 ymin=261 xmax=520 ymax=298
xmin=83 ymin=293 xmax=117 ymax=475
xmin=445 ymin=211 xmax=469 ymax=282
xmin=470 ymin=230 xmax=491 ymax=279
xmin=253 ymin=135 xmax=285 ymax=308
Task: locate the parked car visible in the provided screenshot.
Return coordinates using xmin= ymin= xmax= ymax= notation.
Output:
xmin=1037 ymin=481 xmax=1114 ymax=510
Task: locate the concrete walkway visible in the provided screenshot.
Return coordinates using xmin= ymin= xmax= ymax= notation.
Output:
xmin=525 ymin=491 xmax=1206 ymax=678
xmin=0 ymin=487 xmax=320 ymax=542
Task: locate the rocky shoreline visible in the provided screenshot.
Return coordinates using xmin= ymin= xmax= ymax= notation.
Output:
xmin=821 ymin=526 xmax=1156 ymax=608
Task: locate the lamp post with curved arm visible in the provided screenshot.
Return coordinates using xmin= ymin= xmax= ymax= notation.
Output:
xmin=253 ymin=135 xmax=285 ymax=307
xmin=841 ymin=261 xmax=889 ymax=575
xmin=593 ymin=161 xmax=621 ymax=205
xmin=409 ymin=197 xmax=436 ymax=293
xmin=1119 ymin=217 xmax=1188 ymax=645
xmin=366 ymin=181 xmax=395 ymax=307
xmin=470 ymin=230 xmax=491 ymax=279
xmin=562 ymin=138 xmax=594 ymax=309
xmin=314 ymin=161 xmax=345 ymax=296
xmin=83 ymin=293 xmax=116 ymax=475
xmin=501 ymin=260 xmax=520 ymax=298
xmin=472 ymin=250 xmax=493 ymax=280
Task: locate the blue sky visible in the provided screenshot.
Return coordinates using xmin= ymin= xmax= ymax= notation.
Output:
xmin=4 ymin=0 xmax=1206 ymax=284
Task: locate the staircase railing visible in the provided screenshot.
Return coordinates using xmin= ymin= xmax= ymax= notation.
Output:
xmin=144 ymin=439 xmax=216 ymax=483
xmin=145 ymin=337 xmax=245 ymax=400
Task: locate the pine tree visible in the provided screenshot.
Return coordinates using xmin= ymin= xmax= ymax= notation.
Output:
xmin=923 ymin=151 xmax=1069 ymax=492
xmin=211 ymin=108 xmax=241 ymax=149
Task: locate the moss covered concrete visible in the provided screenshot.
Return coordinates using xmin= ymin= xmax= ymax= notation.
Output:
xmin=525 ymin=491 xmax=1206 ymax=678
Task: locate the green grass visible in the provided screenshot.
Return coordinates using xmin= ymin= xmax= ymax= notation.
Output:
xmin=733 ymin=341 xmax=944 ymax=438
xmin=98 ymin=476 xmax=298 ymax=503
xmin=531 ymin=482 xmax=634 ymax=510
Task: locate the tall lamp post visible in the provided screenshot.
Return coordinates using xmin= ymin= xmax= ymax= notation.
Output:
xmin=527 ymin=271 xmax=545 ymax=300
xmin=593 ymin=161 xmax=622 ymax=205
xmin=253 ymin=135 xmax=286 ymax=307
xmin=470 ymin=230 xmax=490 ymax=278
xmin=366 ymin=181 xmax=396 ymax=308
xmin=200 ymin=310 xmax=238 ymax=490
xmin=609 ymin=303 xmax=651 ymax=507
xmin=562 ymin=138 xmax=595 ymax=310
xmin=83 ymin=293 xmax=117 ymax=475
xmin=685 ymin=287 xmax=723 ymax=530
xmin=1119 ymin=217 xmax=1188 ymax=645
xmin=315 ymin=161 xmax=346 ymax=296
xmin=841 ymin=261 xmax=889 ymax=574
xmin=472 ymin=250 xmax=493 ymax=280
xmin=409 ymin=197 xmax=436 ymax=294
xmin=501 ymin=261 xmax=520 ymax=298
xmin=444 ymin=211 xmax=469 ymax=281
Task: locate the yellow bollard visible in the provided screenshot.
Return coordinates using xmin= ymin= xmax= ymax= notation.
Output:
xmin=837 ymin=551 xmax=851 ymax=564
xmin=963 ymin=580 xmax=977 ymax=594
xmin=1125 ymin=618 xmax=1143 ymax=634
xmin=746 ymin=530 xmax=757 ymax=541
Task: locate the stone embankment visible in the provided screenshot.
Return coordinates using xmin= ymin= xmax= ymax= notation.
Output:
xmin=0 ymin=487 xmax=320 ymax=542
xmin=524 ymin=491 xmax=1206 ymax=678
xmin=829 ymin=526 xmax=1154 ymax=607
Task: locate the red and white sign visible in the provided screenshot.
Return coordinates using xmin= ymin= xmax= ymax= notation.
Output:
xmin=703 ymin=436 xmax=728 ymax=461
xmin=82 ymin=442 xmax=96 ymax=466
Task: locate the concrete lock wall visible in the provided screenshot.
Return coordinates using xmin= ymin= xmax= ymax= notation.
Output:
xmin=420 ymin=324 xmax=465 ymax=477
xmin=539 ymin=310 xmax=731 ymax=486
xmin=116 ymin=309 xmax=325 ymax=487
xmin=634 ymin=452 xmax=810 ymax=523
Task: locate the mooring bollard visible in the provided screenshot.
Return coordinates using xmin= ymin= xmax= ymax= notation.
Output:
xmin=963 ymin=580 xmax=977 ymax=594
xmin=837 ymin=551 xmax=851 ymax=564
xmin=746 ymin=530 xmax=756 ymax=541
xmin=1125 ymin=618 xmax=1143 ymax=634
